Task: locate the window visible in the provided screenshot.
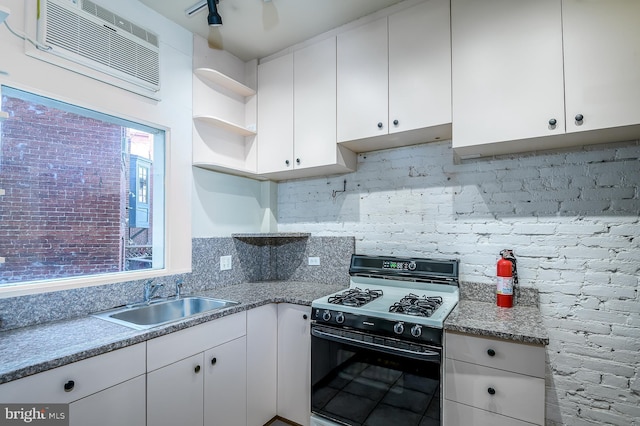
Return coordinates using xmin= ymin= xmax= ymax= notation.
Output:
xmin=0 ymin=86 xmax=165 ymax=287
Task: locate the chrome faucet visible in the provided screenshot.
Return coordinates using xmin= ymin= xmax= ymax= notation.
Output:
xmin=175 ymin=279 xmax=184 ymax=299
xmin=143 ymin=280 xmax=164 ymax=303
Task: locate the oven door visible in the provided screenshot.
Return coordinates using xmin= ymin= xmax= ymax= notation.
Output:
xmin=311 ymin=323 xmax=442 ymax=426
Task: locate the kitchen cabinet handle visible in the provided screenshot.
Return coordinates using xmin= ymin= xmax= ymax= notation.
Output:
xmin=393 ymin=119 xmax=399 ymax=126
xmin=285 ymin=160 xmax=290 ymax=166
xmin=303 ymin=314 xmax=308 ymax=320
xmin=194 ymin=365 xmax=201 ymax=373
xmin=575 ymin=114 xmax=584 ymax=122
xmin=487 ymin=387 xmax=496 ymax=395
xmin=211 ymin=357 xmax=217 ymax=366
xmin=377 ymin=122 xmax=383 ymax=129
xmin=487 ymin=348 xmax=496 ymax=357
xmin=548 ymin=118 xmax=557 ymax=126
xmin=296 ymin=158 xmax=300 ymax=165
xmin=63 ymin=380 xmax=75 ymax=392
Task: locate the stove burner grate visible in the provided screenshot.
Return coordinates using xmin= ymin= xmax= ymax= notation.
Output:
xmin=389 ymin=293 xmax=443 ymax=317
xmin=327 ymin=287 xmax=383 ymax=307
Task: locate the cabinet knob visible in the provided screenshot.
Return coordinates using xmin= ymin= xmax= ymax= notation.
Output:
xmin=211 ymin=357 xmax=217 ymax=366
xmin=575 ymin=114 xmax=584 ymax=122
xmin=296 ymin=158 xmax=301 ymax=164
xmin=487 ymin=348 xmax=496 ymax=357
xmin=194 ymin=365 xmax=201 ymax=373
xmin=303 ymin=314 xmax=308 ymax=320
xmin=488 ymin=387 xmax=496 ymax=395
xmin=63 ymin=380 xmax=75 ymax=392
xmin=377 ymin=122 xmax=383 ymax=129
xmin=548 ymin=118 xmax=557 ymax=126
xmin=393 ymin=119 xmax=399 ymax=126
xmin=285 ymin=160 xmax=290 ymax=166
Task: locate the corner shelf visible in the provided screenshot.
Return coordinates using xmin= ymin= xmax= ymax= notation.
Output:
xmin=193 ymin=115 xmax=256 ymax=137
xmin=194 ymin=68 xmax=256 ymax=97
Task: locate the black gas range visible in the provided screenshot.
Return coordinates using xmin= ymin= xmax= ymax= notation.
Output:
xmin=310 ymin=254 xmax=459 ymax=426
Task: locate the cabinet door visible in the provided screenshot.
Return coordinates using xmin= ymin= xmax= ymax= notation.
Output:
xmin=337 ymin=17 xmax=388 ymax=142
xmin=0 ymin=343 xmax=145 ymax=404
xmin=563 ymin=0 xmax=640 ymax=133
xmin=444 ymin=399 xmax=534 ymax=426
xmin=147 ymin=353 xmax=205 ymax=426
xmin=277 ymin=304 xmax=312 ymax=426
xmin=445 ymin=359 xmax=545 ymax=425
xmin=389 ymin=0 xmax=451 ymax=134
xmin=294 ymin=37 xmax=338 ymax=169
xmin=247 ymin=304 xmax=278 ymax=426
xmin=257 ymin=53 xmax=294 ymax=174
xmin=204 ymin=336 xmax=247 ymax=426
xmin=451 ymin=0 xmax=565 ymax=148
xmin=70 ymin=375 xmax=146 ymax=426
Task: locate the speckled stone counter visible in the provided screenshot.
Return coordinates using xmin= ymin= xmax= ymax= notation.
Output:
xmin=0 ymin=281 xmax=347 ymax=385
xmin=444 ymin=300 xmax=549 ymax=345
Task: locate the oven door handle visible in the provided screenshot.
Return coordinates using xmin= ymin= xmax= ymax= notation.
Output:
xmin=311 ymin=328 xmax=441 ymax=362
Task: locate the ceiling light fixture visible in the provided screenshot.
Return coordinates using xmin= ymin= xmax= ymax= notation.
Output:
xmin=207 ymin=0 xmax=223 ymax=26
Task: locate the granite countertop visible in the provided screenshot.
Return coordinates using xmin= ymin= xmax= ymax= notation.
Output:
xmin=444 ymin=300 xmax=549 ymax=345
xmin=0 ymin=281 xmax=346 ymax=385
xmin=1 ymin=281 xmax=549 ymax=385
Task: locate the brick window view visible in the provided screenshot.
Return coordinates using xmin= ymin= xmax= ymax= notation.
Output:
xmin=0 ymin=86 xmax=165 ymax=287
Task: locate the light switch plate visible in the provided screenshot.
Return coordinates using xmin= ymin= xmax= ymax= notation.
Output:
xmin=0 ymin=6 xmax=10 ymax=25
xmin=220 ymin=255 xmax=232 ymax=271
xmin=308 ymin=256 xmax=320 ymax=266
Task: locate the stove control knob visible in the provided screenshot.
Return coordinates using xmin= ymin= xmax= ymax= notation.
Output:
xmin=322 ymin=310 xmax=332 ymax=322
xmin=408 ymin=261 xmax=417 ymax=271
xmin=336 ymin=312 xmax=345 ymax=324
xmin=411 ymin=324 xmax=423 ymax=338
xmin=393 ymin=322 xmax=405 ymax=334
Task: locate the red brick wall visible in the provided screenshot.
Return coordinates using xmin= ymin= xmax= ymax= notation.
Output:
xmin=0 ymin=95 xmax=124 ymax=284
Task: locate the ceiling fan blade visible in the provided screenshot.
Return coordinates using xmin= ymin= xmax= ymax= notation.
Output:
xmin=207 ymin=26 xmax=224 ymax=50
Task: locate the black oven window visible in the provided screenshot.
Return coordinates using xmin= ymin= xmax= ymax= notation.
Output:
xmin=312 ymin=339 xmax=440 ymax=426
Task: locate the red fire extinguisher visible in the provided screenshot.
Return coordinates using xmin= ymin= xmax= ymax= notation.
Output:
xmin=496 ymin=249 xmax=517 ymax=308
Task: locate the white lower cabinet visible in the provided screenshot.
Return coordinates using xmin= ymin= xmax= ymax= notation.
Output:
xmin=146 ymin=311 xmax=247 ymax=426
xmin=205 ymin=336 xmax=247 ymax=426
xmin=147 ymin=353 xmax=205 ymax=426
xmin=443 ymin=331 xmax=545 ymax=425
xmin=0 ymin=343 xmax=146 ymax=426
xmin=277 ymin=303 xmax=312 ymax=426
xmin=246 ymin=304 xmax=278 ymax=426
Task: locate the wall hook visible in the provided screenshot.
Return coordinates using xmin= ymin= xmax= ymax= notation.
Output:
xmin=332 ymin=179 xmax=347 ymax=199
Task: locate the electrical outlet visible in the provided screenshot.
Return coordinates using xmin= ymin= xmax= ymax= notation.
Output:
xmin=308 ymin=256 xmax=320 ymax=266
xmin=0 ymin=6 xmax=10 ymax=25
xmin=220 ymin=255 xmax=232 ymax=271
xmin=0 ymin=257 xmax=5 ymax=264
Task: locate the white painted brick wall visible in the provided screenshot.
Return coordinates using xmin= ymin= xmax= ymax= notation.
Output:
xmin=277 ymin=139 xmax=640 ymax=426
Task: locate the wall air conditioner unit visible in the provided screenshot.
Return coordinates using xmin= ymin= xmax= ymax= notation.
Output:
xmin=37 ymin=0 xmax=160 ymax=93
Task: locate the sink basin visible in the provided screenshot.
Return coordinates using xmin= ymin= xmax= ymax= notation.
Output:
xmin=92 ymin=296 xmax=240 ymax=330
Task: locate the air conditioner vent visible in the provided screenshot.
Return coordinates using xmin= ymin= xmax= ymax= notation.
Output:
xmin=38 ymin=0 xmax=160 ymax=91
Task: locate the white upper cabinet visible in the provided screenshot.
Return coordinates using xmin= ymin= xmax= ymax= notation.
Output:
xmin=452 ymin=0 xmax=640 ymax=158
xmin=388 ymin=0 xmax=451 ymax=135
xmin=451 ymin=0 xmax=565 ymax=152
xmin=257 ymin=53 xmax=295 ymax=175
xmin=257 ymin=38 xmax=356 ymax=179
xmin=337 ymin=17 xmax=389 ymax=143
xmin=338 ymin=0 xmax=452 ymax=152
xmin=294 ymin=37 xmax=339 ymax=170
xmin=562 ymin=0 xmax=640 ymax=133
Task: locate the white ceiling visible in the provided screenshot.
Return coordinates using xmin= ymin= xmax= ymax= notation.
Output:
xmin=139 ymin=0 xmax=405 ymax=61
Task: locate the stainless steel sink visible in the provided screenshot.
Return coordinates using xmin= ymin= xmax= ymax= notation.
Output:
xmin=92 ymin=296 xmax=240 ymax=330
